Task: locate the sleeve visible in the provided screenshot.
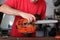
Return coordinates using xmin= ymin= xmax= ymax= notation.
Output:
xmin=3 ymin=0 xmax=16 ymax=8
xmin=40 ymin=1 xmax=46 ymax=20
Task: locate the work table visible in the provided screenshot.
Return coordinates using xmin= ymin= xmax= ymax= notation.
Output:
xmin=0 ymin=37 xmax=60 ymax=40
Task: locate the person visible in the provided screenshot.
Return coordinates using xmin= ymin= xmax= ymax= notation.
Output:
xmin=0 ymin=0 xmax=46 ymax=37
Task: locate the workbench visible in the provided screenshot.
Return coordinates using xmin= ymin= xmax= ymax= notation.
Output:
xmin=0 ymin=37 xmax=60 ymax=40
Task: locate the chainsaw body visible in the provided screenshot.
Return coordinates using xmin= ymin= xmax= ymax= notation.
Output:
xmin=16 ymin=19 xmax=37 ymax=33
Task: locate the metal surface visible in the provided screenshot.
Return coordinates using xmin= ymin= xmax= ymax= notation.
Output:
xmin=1 ymin=14 xmax=15 ymax=29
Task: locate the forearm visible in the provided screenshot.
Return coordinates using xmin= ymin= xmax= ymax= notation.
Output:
xmin=0 ymin=4 xmax=25 ymax=16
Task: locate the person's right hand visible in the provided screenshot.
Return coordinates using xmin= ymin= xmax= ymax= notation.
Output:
xmin=20 ymin=13 xmax=36 ymax=23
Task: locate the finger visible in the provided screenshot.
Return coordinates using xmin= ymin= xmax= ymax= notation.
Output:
xmin=26 ymin=14 xmax=33 ymax=23
xmin=26 ymin=17 xmax=32 ymax=23
xmin=31 ymin=15 xmax=36 ymax=21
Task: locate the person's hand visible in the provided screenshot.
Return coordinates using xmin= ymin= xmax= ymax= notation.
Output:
xmin=20 ymin=13 xmax=36 ymax=23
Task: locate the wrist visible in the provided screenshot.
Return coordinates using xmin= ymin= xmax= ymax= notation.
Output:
xmin=18 ymin=12 xmax=27 ymax=16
